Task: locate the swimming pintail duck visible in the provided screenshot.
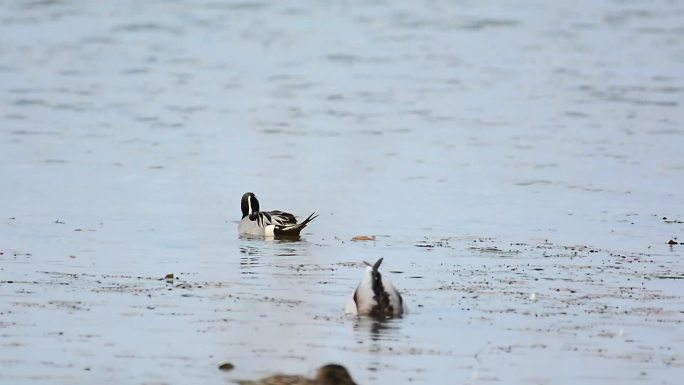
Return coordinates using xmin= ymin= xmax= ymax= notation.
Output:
xmin=345 ymin=258 xmax=406 ymax=317
xmin=237 ymin=364 xmax=357 ymax=385
xmin=239 ymin=192 xmax=317 ymax=238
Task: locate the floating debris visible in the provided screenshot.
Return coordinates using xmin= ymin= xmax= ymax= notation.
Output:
xmin=469 ymin=246 xmax=520 ymax=255
xmin=164 ymin=273 xmax=174 ymax=282
xmin=667 ymin=239 xmax=679 ymax=245
xmin=654 ymin=275 xmax=684 ymax=280
xmin=351 ymin=235 xmax=376 ymax=241
xmin=416 ymin=239 xmax=451 ymax=249
xmin=218 ymin=362 xmax=234 ymax=371
xmin=415 ymin=242 xmax=435 ymax=248
xmin=663 ymin=217 xmax=684 ymax=224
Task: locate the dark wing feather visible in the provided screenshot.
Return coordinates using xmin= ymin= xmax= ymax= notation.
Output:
xmin=253 ymin=210 xmax=297 ymax=228
xmin=266 ymin=210 xmax=297 ymax=225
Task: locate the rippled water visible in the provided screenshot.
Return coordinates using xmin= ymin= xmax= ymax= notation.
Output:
xmin=1 ymin=1 xmax=683 ymax=384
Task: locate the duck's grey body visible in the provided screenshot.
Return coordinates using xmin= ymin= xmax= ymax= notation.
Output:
xmin=345 ymin=258 xmax=406 ymax=317
xmin=239 ymin=192 xmax=317 ymax=238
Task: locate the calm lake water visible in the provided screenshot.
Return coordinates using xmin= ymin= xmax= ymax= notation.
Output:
xmin=1 ymin=1 xmax=683 ymax=384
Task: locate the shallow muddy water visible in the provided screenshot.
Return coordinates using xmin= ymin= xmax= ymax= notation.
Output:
xmin=1 ymin=0 xmax=683 ymax=384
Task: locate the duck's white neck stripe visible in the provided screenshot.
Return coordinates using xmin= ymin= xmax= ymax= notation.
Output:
xmin=247 ymin=195 xmax=254 ymax=215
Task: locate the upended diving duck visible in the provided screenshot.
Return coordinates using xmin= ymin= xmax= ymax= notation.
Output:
xmin=345 ymin=258 xmax=406 ymax=317
xmin=239 ymin=192 xmax=317 ymax=237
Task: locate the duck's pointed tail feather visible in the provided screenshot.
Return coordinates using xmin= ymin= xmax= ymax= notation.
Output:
xmin=273 ymin=212 xmax=317 ymax=237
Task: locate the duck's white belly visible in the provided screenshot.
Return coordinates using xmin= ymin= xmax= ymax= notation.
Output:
xmin=345 ymin=294 xmax=358 ymax=315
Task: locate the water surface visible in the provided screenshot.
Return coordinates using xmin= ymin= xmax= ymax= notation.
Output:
xmin=1 ymin=0 xmax=683 ymax=384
